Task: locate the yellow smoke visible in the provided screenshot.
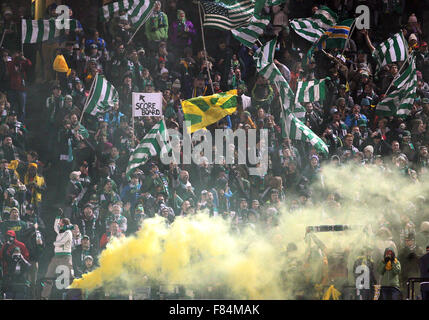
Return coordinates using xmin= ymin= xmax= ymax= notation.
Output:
xmin=70 ymin=163 xmax=429 ymax=299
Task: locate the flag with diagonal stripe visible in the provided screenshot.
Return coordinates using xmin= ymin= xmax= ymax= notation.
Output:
xmin=283 ymin=108 xmax=329 ymax=156
xmin=376 ymin=56 xmax=417 ymax=118
xmin=84 ymin=74 xmax=118 ymax=117
xmin=231 ymin=14 xmax=270 ymax=48
xmin=126 ymin=119 xmax=171 ymax=179
xmin=290 ymin=6 xmax=338 ymax=43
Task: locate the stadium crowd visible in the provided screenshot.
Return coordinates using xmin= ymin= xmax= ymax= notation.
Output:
xmin=0 ymin=0 xmax=429 ymax=300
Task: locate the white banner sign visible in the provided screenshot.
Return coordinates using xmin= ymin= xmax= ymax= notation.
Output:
xmin=132 ymin=92 xmax=163 ymax=117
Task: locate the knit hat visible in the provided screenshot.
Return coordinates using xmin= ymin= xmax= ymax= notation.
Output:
xmin=357 ymin=119 xmax=367 ymax=127
xmin=6 ymin=187 xmax=15 ymax=197
xmin=363 ymin=145 xmax=374 ymax=154
xmin=408 ymin=33 xmax=417 ymax=42
xmin=10 ymin=207 xmax=19 ymax=214
xmin=402 ymin=130 xmax=411 ymax=137
xmin=361 ymin=98 xmax=370 ymax=107
xmin=65 ymin=95 xmax=73 ymax=101
xmin=172 ymin=79 xmax=181 ymax=89
xmin=84 ymin=255 xmax=93 ymax=262
xmin=408 ymin=14 xmax=418 ymax=23
xmin=28 ymin=162 xmax=38 ymax=169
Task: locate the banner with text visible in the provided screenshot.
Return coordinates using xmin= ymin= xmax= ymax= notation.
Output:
xmin=132 ymin=92 xmax=163 ymax=117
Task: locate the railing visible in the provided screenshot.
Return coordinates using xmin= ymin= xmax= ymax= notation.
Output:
xmin=406 ymin=278 xmax=429 ymax=300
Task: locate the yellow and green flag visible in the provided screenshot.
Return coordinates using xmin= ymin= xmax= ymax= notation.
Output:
xmin=181 ymin=89 xmax=238 ymax=133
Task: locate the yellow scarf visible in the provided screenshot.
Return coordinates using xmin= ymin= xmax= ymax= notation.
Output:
xmin=385 ymin=258 xmax=398 ymax=271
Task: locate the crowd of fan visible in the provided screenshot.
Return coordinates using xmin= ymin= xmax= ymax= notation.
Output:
xmin=0 ymin=0 xmax=428 ymax=299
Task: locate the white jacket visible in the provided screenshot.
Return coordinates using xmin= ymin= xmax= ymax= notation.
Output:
xmin=53 ymin=217 xmax=73 ymax=255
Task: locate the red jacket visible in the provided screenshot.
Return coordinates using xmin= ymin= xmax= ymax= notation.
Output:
xmin=0 ymin=231 xmax=30 ymax=275
xmin=7 ymin=57 xmax=32 ymax=91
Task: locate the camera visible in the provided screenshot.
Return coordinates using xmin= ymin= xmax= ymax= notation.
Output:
xmin=12 ymin=253 xmax=21 ymax=261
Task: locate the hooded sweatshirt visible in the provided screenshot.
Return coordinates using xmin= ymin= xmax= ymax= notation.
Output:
xmin=53 ymin=217 xmax=73 ymax=255
xmin=377 ymin=247 xmax=401 ymax=288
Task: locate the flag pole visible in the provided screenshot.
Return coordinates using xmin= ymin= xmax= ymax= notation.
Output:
xmin=0 ymin=30 xmax=6 ymax=48
xmin=382 ymin=54 xmax=412 ymax=96
xmin=341 ymin=19 xmax=356 ymax=57
xmin=197 ymin=1 xmax=215 ymax=94
xmin=127 ymin=5 xmax=155 ymax=45
xmin=274 ymin=81 xmax=292 ymax=146
xmin=80 ymin=72 xmax=97 ymax=123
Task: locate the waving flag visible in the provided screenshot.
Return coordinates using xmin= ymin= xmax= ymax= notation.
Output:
xmin=373 ymin=32 xmax=409 ymax=70
xmin=84 ymin=74 xmax=118 ymax=117
xmin=99 ymin=0 xmax=137 ymax=22
xmin=376 ymin=56 xmax=417 ymax=118
xmin=200 ymin=0 xmax=254 ymax=30
xmin=295 ymin=78 xmax=329 ymax=103
xmin=126 ymin=119 xmax=171 ymax=179
xmin=290 ymin=6 xmax=338 ymax=43
xmin=182 ymin=90 xmax=238 ymax=133
xmin=22 ymin=19 xmax=82 ymax=43
xmin=231 ymin=14 xmax=270 ymax=48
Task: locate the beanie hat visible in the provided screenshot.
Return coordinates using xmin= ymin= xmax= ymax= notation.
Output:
xmin=363 ymin=145 xmax=374 ymax=154
xmin=361 ymin=98 xmax=370 ymax=106
xmin=6 ymin=187 xmax=15 ymax=197
xmin=172 ymin=79 xmax=181 ymax=89
xmin=409 ymin=33 xmax=417 ymax=42
xmin=6 ymin=230 xmax=16 ymax=238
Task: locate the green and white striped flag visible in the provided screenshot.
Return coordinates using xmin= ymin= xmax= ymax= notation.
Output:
xmin=253 ymin=38 xmax=277 ymax=69
xmin=283 ymin=109 xmax=329 ymax=156
xmin=126 ymin=119 xmax=171 ymax=178
xmin=295 ymin=78 xmax=328 ymax=103
xmin=22 ymin=19 xmax=82 ymax=44
xmin=312 ymin=6 xmax=338 ymax=30
xmin=290 ymin=6 xmax=338 ymax=43
xmin=373 ymin=32 xmax=409 ymax=70
xmin=100 ymin=0 xmax=136 ymax=22
xmin=376 ymin=56 xmax=417 ymax=118
xmin=128 ymin=0 xmax=155 ymax=29
xmin=254 ymin=0 xmax=286 ymax=15
xmin=231 ymin=14 xmax=270 ymax=48
xmin=84 ymin=74 xmax=118 ymax=116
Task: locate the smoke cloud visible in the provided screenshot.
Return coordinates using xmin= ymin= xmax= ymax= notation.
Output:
xmin=70 ymin=163 xmax=429 ymax=299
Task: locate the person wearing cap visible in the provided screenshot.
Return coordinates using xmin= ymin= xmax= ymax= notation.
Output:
xmin=2 ymin=186 xmax=19 ymax=219
xmin=399 ymin=130 xmax=417 ymax=162
xmin=0 ymin=230 xmax=30 ymax=282
xmin=21 ymin=162 xmax=46 ymax=209
xmin=145 ymin=1 xmax=169 ymax=53
xmin=60 ymin=94 xmax=81 ymax=121
xmin=169 ymin=9 xmax=196 ymax=57
xmin=0 ymin=207 xmax=29 ymax=241
xmin=46 ymin=82 xmax=65 ymax=129
xmin=118 ymin=72 xmax=139 ymax=118
xmin=72 ymin=233 xmax=98 ymax=278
